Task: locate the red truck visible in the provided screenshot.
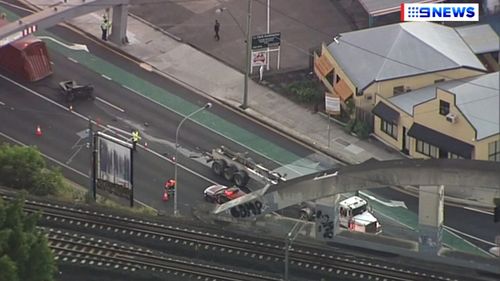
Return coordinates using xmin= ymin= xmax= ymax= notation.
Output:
xmin=0 ymin=18 xmax=52 ymax=82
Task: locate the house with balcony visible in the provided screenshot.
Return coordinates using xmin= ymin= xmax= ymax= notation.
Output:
xmin=372 ymin=72 xmax=499 ymax=161
xmin=314 ymin=22 xmax=487 ymax=124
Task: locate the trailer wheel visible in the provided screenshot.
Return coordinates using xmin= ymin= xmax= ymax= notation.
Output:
xmin=223 ymin=165 xmax=237 ymax=181
xmin=233 ymin=171 xmax=249 ymax=187
xmin=212 ymin=160 xmax=227 ymax=176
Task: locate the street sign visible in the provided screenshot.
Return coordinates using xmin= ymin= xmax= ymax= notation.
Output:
xmin=252 ymin=32 xmax=281 ymax=50
xmin=325 ymin=94 xmax=341 ymax=115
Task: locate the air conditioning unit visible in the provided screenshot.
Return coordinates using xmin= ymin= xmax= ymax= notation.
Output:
xmin=446 ymin=113 xmax=457 ymax=123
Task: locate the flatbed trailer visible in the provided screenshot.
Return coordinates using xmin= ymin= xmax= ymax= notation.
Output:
xmin=207 ymin=146 xmax=286 ymax=187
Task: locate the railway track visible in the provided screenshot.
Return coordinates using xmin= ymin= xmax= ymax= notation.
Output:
xmin=3 ymin=194 xmax=478 ymax=281
xmin=47 ymin=228 xmax=278 ymax=281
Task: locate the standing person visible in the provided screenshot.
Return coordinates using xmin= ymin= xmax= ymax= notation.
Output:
xmin=214 ymin=20 xmax=220 ymax=41
xmin=101 ymin=18 xmax=111 ymax=41
xmin=131 ymin=130 xmax=141 ymax=151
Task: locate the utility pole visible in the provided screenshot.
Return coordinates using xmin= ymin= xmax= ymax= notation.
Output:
xmin=242 ymin=0 xmax=252 ymax=109
xmin=88 ymin=117 xmax=96 ymax=201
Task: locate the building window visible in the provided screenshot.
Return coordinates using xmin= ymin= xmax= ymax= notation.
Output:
xmin=336 ymin=75 xmax=340 ymax=84
xmin=416 ymin=139 xmax=439 ymax=158
xmin=434 ymin=78 xmax=445 ymax=84
xmin=325 ymin=69 xmax=334 ymax=86
xmin=449 ymin=153 xmax=463 ymax=159
xmin=439 ymin=100 xmax=450 ymax=116
xmin=488 ymin=140 xmax=500 ymax=162
xmin=380 ymin=119 xmax=397 ymax=140
xmin=393 ymin=86 xmax=404 ymax=95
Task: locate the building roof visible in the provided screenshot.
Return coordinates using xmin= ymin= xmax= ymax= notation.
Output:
xmin=390 ymin=72 xmax=499 ymax=140
xmin=327 ymin=22 xmax=486 ymax=92
xmin=455 ymin=24 xmax=500 ymax=54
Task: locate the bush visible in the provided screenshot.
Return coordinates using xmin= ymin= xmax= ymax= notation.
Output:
xmin=287 ymin=81 xmax=322 ymax=103
xmin=353 ymin=120 xmax=370 ymax=139
xmin=0 ymin=144 xmax=64 ymax=195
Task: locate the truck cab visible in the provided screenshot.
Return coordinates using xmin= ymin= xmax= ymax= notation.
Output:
xmin=339 ymin=196 xmax=381 ymax=234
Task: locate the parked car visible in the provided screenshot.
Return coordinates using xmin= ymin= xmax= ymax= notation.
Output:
xmin=203 ymin=185 xmax=246 ymax=204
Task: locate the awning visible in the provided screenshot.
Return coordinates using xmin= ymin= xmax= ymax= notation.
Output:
xmin=333 ymin=79 xmax=353 ymax=102
xmin=314 ymin=53 xmax=334 ymax=77
xmin=407 ymin=123 xmax=473 ymax=158
xmin=372 ymin=102 xmax=399 ymax=123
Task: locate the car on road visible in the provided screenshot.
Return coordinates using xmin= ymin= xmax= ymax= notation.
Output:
xmin=203 ymin=185 xmax=246 ymax=204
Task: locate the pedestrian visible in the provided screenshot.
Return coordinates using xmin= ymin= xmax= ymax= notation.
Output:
xmin=131 ymin=130 xmax=141 ymax=150
xmin=214 ymin=20 xmax=220 ymax=41
xmin=101 ymin=18 xmax=111 ymax=41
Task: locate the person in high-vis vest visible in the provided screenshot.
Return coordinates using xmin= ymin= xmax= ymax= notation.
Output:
xmin=131 ymin=130 xmax=141 ymax=150
xmin=101 ymin=18 xmax=111 ymax=41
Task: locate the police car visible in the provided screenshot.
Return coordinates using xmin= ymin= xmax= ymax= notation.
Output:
xmin=203 ymin=184 xmax=246 ymax=204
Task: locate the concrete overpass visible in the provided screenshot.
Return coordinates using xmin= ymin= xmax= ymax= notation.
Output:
xmin=214 ymin=159 xmax=500 ymax=253
xmin=0 ymin=0 xmax=129 ymax=46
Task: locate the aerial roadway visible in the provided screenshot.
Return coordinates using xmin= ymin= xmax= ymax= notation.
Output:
xmin=0 ymin=0 xmax=497 ymax=256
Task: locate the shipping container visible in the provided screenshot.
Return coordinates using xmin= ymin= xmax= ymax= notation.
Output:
xmin=0 ymin=19 xmax=52 ymax=81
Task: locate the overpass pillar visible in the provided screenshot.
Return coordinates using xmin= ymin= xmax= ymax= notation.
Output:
xmin=109 ymin=4 xmax=128 ymax=45
xmin=314 ymin=195 xmax=340 ymax=240
xmin=418 ymin=185 xmax=444 ymax=254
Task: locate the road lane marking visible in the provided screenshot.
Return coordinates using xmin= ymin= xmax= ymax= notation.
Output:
xmin=0 ymin=131 xmax=152 ymax=209
xmin=101 ymin=74 xmax=112 ymax=80
xmin=96 ymin=97 xmax=125 ymax=112
xmin=122 ymin=84 xmax=142 ymax=95
xmin=68 ymin=57 xmax=79 ymax=63
xmin=0 ymin=101 xmax=5 ymax=106
xmin=463 ymin=206 xmax=493 ymax=215
xmin=444 ymin=225 xmax=496 ymax=247
xmin=0 ymin=74 xmax=218 ymax=188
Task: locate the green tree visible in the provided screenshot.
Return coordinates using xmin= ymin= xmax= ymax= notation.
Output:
xmin=0 ymin=144 xmax=64 ymax=195
xmin=0 ymin=197 xmax=56 ymax=281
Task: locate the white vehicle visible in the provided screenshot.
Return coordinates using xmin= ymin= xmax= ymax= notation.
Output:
xmin=300 ymin=195 xmax=381 ymax=234
xmin=339 ymin=196 xmax=381 ymax=234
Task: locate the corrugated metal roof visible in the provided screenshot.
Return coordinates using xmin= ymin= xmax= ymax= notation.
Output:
xmin=389 ymin=72 xmax=499 ymax=140
xmin=455 ymin=24 xmax=500 ymax=54
xmin=327 ymin=22 xmax=486 ymax=92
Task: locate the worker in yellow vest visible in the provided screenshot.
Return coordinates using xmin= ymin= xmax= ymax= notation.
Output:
xmin=101 ymin=17 xmax=111 ymax=41
xmin=131 ymin=130 xmax=141 ymax=151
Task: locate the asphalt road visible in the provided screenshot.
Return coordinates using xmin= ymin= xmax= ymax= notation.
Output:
xmin=1 ymin=0 xmax=497 ymax=256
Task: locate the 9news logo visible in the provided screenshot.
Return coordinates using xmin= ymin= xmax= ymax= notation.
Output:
xmin=401 ymin=3 xmax=479 ymax=22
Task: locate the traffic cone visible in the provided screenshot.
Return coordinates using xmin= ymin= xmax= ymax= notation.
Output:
xmin=35 ymin=125 xmax=42 ymax=137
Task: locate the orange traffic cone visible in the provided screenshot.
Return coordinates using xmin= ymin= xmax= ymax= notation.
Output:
xmin=35 ymin=125 xmax=42 ymax=137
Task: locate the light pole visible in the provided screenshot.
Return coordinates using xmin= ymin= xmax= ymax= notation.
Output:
xmin=173 ymin=102 xmax=212 ymax=216
xmin=215 ymin=1 xmax=252 ymax=109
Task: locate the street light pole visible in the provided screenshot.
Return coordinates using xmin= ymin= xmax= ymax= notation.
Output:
xmin=242 ymin=0 xmax=252 ymax=109
xmin=173 ymin=102 xmax=212 ymax=216
xmin=284 ymin=219 xmax=305 ymax=281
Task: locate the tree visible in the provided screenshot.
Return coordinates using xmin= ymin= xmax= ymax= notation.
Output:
xmin=0 ymin=197 xmax=56 ymax=281
xmin=0 ymin=144 xmax=64 ymax=196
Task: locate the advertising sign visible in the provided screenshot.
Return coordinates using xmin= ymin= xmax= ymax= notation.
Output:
xmin=251 ymin=51 xmax=267 ymax=67
xmin=251 ymin=32 xmax=281 ymax=50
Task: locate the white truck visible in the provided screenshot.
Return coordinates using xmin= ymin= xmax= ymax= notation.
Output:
xmin=301 ymin=195 xmax=381 ymax=234
xmin=207 ymin=146 xmax=286 ymax=187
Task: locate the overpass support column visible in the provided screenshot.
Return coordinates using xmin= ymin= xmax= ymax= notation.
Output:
xmin=109 ymin=4 xmax=128 ymax=45
xmin=315 ymin=195 xmax=340 ymax=241
xmin=418 ymin=185 xmax=444 ymax=254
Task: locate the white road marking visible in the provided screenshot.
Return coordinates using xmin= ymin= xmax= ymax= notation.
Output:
xmin=0 ymin=130 xmax=151 ymax=209
xmin=96 ymin=97 xmax=125 ymax=112
xmin=359 ymin=191 xmax=407 ymax=208
xmin=463 ymin=206 xmax=493 ymax=215
xmin=106 ymin=125 xmax=133 ymax=136
xmin=101 ymin=74 xmax=112 ymax=80
xmin=0 ymin=101 xmax=5 ymax=106
xmin=444 ymin=225 xmax=496 ymax=247
xmin=122 ymin=84 xmax=142 ymax=95
xmin=38 ymin=36 xmax=89 ymax=52
xmin=68 ymin=57 xmax=79 ymax=63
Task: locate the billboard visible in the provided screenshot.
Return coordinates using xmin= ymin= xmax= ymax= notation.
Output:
xmin=94 ymin=132 xmax=134 ymax=206
xmin=251 ymin=32 xmax=281 ymax=50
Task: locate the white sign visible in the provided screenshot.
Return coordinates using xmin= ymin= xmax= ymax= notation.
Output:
xmin=0 ymin=31 xmax=23 ymax=48
xmin=251 ymin=51 xmax=267 ymax=67
xmin=325 ymin=94 xmax=340 ymax=115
